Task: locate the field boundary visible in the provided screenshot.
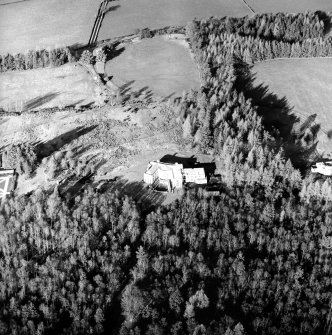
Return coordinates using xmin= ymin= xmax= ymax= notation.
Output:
xmin=256 ymin=56 xmax=332 ymax=64
xmin=89 ymin=0 xmax=109 ymax=46
xmin=241 ymin=0 xmax=255 ymax=14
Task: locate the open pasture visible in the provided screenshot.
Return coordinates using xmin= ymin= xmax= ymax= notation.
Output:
xmin=98 ymin=0 xmax=251 ymax=41
xmin=0 ymin=64 xmax=97 ymax=112
xmin=105 ymin=36 xmax=200 ymax=98
xmin=253 ymin=58 xmax=332 ymax=156
xmin=0 ymin=0 xmax=99 ymax=54
xmin=246 ymin=0 xmax=332 ymax=13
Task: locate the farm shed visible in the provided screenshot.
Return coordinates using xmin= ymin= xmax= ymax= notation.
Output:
xmin=183 ymin=168 xmax=207 ymax=184
xmin=0 ymin=169 xmax=15 ymax=199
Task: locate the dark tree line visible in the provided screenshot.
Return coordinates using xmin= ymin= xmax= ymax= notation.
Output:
xmin=214 ymin=12 xmax=325 ymax=42
xmin=0 ymin=47 xmax=75 ymax=72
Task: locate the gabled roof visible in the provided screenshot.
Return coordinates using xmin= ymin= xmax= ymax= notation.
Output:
xmin=144 ymin=161 xmax=183 ymax=179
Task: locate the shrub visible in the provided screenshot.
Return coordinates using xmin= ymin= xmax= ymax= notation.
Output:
xmin=1 ymin=143 xmax=37 ymax=177
xmin=80 ymin=50 xmax=94 ymax=65
xmin=95 ymin=48 xmax=106 ymax=63
xmin=140 ymin=28 xmax=152 ymax=39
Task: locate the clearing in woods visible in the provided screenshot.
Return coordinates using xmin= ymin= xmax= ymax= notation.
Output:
xmin=105 ymin=35 xmax=201 ymax=98
xmin=0 ymin=63 xmax=97 ymax=112
xmin=98 ymin=0 xmax=251 ymax=41
xmin=0 ymin=0 xmax=99 ymax=54
xmin=245 ymin=0 xmax=332 ymax=13
xmin=253 ymin=58 xmax=332 ymax=156
xmin=0 ymin=101 xmax=205 ymax=206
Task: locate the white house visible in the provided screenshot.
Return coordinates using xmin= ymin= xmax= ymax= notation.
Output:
xmin=311 ymin=161 xmax=332 ymax=176
xmin=144 ymin=160 xmax=208 ymax=191
xmin=144 ymin=161 xmax=183 ymax=191
xmin=0 ymin=169 xmax=15 ymax=199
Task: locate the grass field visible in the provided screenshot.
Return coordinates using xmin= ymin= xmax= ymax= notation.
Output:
xmin=0 ymin=64 xmax=97 ymax=112
xmin=246 ymin=0 xmax=332 ymax=13
xmin=253 ymin=58 xmax=332 ymax=156
xmin=105 ymin=35 xmax=200 ymax=98
xmin=0 ymin=0 xmax=99 ymax=54
xmin=98 ymin=0 xmax=251 ymax=41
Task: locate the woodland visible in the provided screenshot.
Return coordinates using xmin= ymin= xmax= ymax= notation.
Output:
xmin=1 ymin=11 xmax=332 ymax=335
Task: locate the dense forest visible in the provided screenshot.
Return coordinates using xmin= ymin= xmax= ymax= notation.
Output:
xmin=2 ymin=11 xmax=332 ymax=335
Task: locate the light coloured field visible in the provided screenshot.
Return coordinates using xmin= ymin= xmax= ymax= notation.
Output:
xmin=0 ymin=0 xmax=99 ymax=54
xmin=253 ymin=58 xmax=332 ymax=156
xmin=246 ymin=0 xmax=332 ymax=13
xmin=105 ymin=36 xmax=200 ymax=98
xmin=0 ymin=64 xmax=97 ymax=112
xmin=98 ymin=0 xmax=251 ymax=41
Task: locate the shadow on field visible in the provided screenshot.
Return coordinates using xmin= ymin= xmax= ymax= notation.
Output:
xmin=104 ymin=4 xmax=120 ymax=15
xmin=104 ymin=42 xmax=126 ymax=62
xmin=36 ymin=125 xmax=97 ymax=160
xmin=235 ymin=62 xmax=320 ymax=170
xmin=24 ymin=92 xmax=59 ymax=111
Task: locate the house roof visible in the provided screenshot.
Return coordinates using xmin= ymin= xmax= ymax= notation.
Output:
xmin=183 ymin=168 xmax=206 ymax=177
xmin=0 ymin=169 xmax=15 ymax=178
xmin=144 ymin=161 xmax=183 ymax=179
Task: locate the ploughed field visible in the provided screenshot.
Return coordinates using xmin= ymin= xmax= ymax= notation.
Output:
xmin=246 ymin=0 xmax=332 ymax=13
xmin=0 ymin=64 xmax=97 ymax=112
xmin=0 ymin=0 xmax=99 ymax=54
xmin=253 ymin=58 xmax=332 ymax=156
xmin=98 ymin=0 xmax=251 ymax=40
xmin=105 ymin=36 xmax=201 ymax=98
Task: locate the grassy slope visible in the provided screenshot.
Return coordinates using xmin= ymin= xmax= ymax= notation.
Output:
xmin=246 ymin=0 xmax=332 ymax=13
xmin=98 ymin=0 xmax=251 ymax=41
xmin=253 ymin=58 xmax=332 ymax=155
xmin=0 ymin=0 xmax=99 ymax=54
xmin=0 ymin=64 xmax=97 ymax=111
xmin=105 ymin=36 xmax=200 ymax=98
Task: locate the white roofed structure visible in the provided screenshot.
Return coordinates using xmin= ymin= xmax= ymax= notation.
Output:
xmin=183 ymin=168 xmax=207 ymax=184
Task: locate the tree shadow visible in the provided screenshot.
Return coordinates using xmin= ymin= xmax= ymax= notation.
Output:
xmin=161 ymin=92 xmax=175 ymax=102
xmin=104 ymin=4 xmax=120 ymax=15
xmin=235 ymin=62 xmax=321 ymax=170
xmin=24 ymin=92 xmax=60 ymax=111
xmin=104 ymin=42 xmax=126 ymax=62
xmin=35 ymin=125 xmax=97 ymax=160
xmin=316 ymin=10 xmax=332 ymax=36
xmin=96 ymin=177 xmax=167 ymax=212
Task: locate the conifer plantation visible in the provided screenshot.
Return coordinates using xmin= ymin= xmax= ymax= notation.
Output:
xmin=1 ymin=11 xmax=332 ymax=335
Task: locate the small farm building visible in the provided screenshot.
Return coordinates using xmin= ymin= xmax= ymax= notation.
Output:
xmin=183 ymin=168 xmax=207 ymax=184
xmin=0 ymin=169 xmax=15 ymax=199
